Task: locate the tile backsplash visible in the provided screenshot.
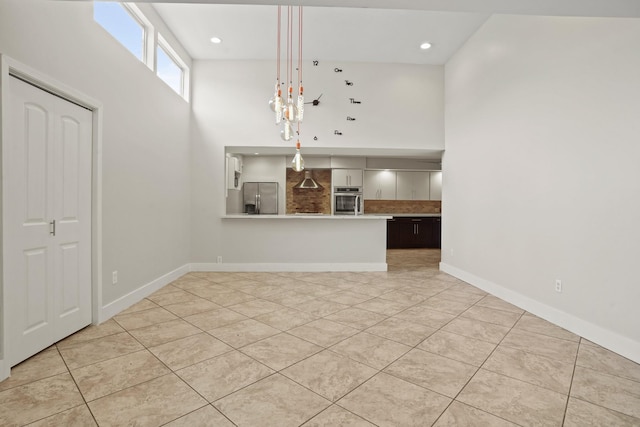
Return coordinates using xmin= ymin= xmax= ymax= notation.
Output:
xmin=364 ymin=199 xmax=441 ymax=214
xmin=286 ymin=169 xmax=332 ymax=214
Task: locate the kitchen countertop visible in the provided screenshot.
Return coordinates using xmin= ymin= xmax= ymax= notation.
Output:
xmin=223 ymin=214 xmax=392 ymax=220
xmin=367 ymin=213 xmax=442 ymax=217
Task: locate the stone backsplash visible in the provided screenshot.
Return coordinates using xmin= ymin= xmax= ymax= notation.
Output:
xmin=286 ymin=169 xmax=332 ymax=214
xmin=364 ymin=199 xmax=441 ymax=214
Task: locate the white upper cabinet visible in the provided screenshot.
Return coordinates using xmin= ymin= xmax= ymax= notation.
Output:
xmin=330 ymin=157 xmax=366 ymax=169
xmin=429 ymin=171 xmax=442 ymax=200
xmin=396 ymin=171 xmax=430 ymax=200
xmin=364 ymin=170 xmax=397 ymax=200
xmin=332 ymin=169 xmax=363 ymax=187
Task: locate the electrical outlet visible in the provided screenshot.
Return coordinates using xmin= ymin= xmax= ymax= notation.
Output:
xmin=555 ymin=279 xmax=562 ymax=293
xmin=217 ymin=256 xmax=223 ymax=264
xmin=112 ymin=271 xmax=118 ymax=285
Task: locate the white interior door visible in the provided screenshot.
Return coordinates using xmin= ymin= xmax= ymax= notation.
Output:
xmin=5 ymin=76 xmax=92 ymax=366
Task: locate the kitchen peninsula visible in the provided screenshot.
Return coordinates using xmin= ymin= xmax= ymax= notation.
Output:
xmin=217 ymin=152 xmax=442 ymax=272
xmin=219 ymin=214 xmax=391 ymax=271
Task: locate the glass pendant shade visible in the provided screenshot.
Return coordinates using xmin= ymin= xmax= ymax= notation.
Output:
xmin=269 ymin=81 xmax=280 ymax=112
xmin=280 ymin=120 xmax=294 ymax=141
xmin=296 ymin=86 xmax=304 ymax=122
xmin=292 ymin=141 xmax=304 ymax=172
xmin=284 ymin=100 xmax=297 ymax=122
xmin=284 ymin=85 xmax=298 ymax=122
xmin=270 ymin=89 xmax=284 ymax=124
xmin=275 ymin=97 xmax=284 ymax=124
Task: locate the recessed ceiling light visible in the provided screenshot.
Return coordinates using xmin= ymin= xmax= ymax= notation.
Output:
xmin=420 ymin=42 xmax=432 ymax=50
xmin=210 ymin=37 xmax=222 ymax=44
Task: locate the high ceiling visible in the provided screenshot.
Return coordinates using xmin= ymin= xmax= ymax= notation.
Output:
xmin=153 ymin=4 xmax=489 ymax=64
xmin=151 ymin=0 xmax=640 ymax=65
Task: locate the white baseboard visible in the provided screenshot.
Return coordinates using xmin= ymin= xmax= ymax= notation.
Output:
xmin=440 ymin=262 xmax=640 ymax=364
xmin=190 ymin=262 xmax=388 ymax=272
xmin=100 ymin=264 xmax=190 ymax=321
xmin=98 ymin=261 xmax=387 ymax=322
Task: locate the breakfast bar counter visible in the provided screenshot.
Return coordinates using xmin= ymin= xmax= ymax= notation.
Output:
xmin=209 ymin=215 xmax=391 ymax=271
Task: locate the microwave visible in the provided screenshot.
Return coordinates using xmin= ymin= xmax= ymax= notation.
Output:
xmin=334 ymin=187 xmax=363 ymax=215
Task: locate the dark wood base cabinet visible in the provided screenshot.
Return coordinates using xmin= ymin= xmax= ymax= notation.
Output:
xmin=387 ymin=217 xmax=441 ymax=249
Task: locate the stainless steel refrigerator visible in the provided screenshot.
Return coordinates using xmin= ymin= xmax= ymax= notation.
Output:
xmin=243 ymin=182 xmax=278 ymax=214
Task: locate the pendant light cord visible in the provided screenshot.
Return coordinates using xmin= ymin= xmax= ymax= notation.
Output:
xmin=286 ymin=5 xmax=291 ymax=88
xmin=276 ymin=5 xmax=281 ymax=84
xmin=298 ymin=6 xmax=303 ymax=86
xmin=297 ymin=7 xmax=302 ymax=140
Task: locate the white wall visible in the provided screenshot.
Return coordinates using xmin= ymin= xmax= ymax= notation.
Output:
xmin=194 ymin=60 xmax=443 ymax=150
xmin=191 ymin=59 xmax=443 ymax=262
xmin=0 ymin=1 xmax=192 ymax=309
xmin=443 ymin=15 xmax=640 ymax=362
xmin=215 ymin=217 xmax=387 ymax=270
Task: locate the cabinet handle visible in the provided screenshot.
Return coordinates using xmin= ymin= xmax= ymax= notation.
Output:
xmin=49 ymin=219 xmax=56 ymax=236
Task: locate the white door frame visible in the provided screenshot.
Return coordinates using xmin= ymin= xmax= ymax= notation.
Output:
xmin=0 ymin=55 xmax=104 ymax=381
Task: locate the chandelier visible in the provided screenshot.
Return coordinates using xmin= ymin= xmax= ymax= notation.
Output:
xmin=269 ymin=6 xmax=305 ymax=172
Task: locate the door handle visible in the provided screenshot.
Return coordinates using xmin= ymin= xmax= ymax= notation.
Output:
xmin=49 ymin=220 xmax=56 ymax=236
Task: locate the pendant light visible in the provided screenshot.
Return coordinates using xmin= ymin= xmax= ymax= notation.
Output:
xmin=283 ymin=6 xmax=298 ymax=126
xmin=270 ymin=6 xmax=306 ymax=164
xmin=292 ymin=140 xmax=304 ymax=172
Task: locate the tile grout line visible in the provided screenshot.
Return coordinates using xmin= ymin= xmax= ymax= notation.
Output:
xmin=561 ymin=337 xmax=583 ymax=426
xmin=427 ymin=305 xmax=528 ymax=426
xmin=52 ymin=344 xmax=102 ymax=427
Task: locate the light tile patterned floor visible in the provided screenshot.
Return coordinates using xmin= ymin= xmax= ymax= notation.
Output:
xmin=1 ymin=249 xmax=640 ymax=426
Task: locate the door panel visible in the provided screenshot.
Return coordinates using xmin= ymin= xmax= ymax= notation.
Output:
xmin=59 ymin=242 xmax=80 ymax=316
xmin=25 ymin=104 xmax=49 ymax=222
xmin=60 ymin=116 xmax=80 ymax=220
xmin=6 ymin=76 xmax=92 ymax=366
xmin=23 ymin=248 xmax=50 ymax=333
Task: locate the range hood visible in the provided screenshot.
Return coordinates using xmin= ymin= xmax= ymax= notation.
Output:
xmin=294 ymin=170 xmax=323 ymax=189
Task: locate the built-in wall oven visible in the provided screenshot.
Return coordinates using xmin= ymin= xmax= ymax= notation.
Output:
xmin=334 ymin=187 xmax=363 ymax=215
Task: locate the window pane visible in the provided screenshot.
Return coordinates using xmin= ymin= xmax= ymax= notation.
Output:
xmin=94 ymin=2 xmax=144 ymax=61
xmin=156 ymin=45 xmax=183 ymax=95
